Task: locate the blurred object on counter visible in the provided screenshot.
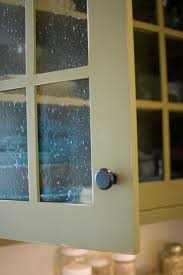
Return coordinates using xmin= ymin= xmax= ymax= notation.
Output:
xmin=112 ymin=254 xmax=136 ymax=275
xmin=54 ymin=246 xmax=89 ymax=275
xmin=88 ymin=257 xmax=112 ymax=275
xmin=62 ymin=263 xmax=92 ymax=275
xmin=54 ymin=247 xmax=138 ymax=275
xmin=159 ymin=243 xmax=183 ymax=275
xmin=61 ymin=246 xmax=89 ymax=265
xmin=148 ymin=272 xmax=162 ymax=275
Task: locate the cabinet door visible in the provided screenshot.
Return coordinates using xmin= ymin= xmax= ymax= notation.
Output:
xmin=0 ymin=0 xmax=139 ymax=253
xmin=131 ymin=0 xmax=183 ymax=223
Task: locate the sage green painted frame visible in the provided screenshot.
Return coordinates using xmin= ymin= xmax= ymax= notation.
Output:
xmin=0 ymin=0 xmax=140 ymax=253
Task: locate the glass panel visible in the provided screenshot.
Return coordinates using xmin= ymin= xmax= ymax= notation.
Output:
xmin=37 ymin=79 xmax=92 ymax=204
xmin=166 ymin=38 xmax=183 ymax=102
xmin=132 ymin=0 xmax=157 ymax=24
xmin=36 ymin=0 xmax=88 ymax=73
xmin=134 ymin=31 xmax=161 ymax=101
xmin=0 ymin=0 xmax=25 ymax=80
xmin=137 ymin=110 xmax=163 ymax=182
xmin=0 ymin=88 xmax=28 ymax=200
xmin=170 ymin=112 xmax=183 ymax=179
xmin=164 ymin=0 xmax=183 ymax=31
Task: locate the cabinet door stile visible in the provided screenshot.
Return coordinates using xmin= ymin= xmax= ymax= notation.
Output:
xmin=126 ymin=0 xmax=140 ymax=251
xmin=25 ymin=0 xmax=39 ymax=202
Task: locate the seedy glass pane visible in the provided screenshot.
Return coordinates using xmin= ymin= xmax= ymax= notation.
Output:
xmin=166 ymin=38 xmax=183 ymax=102
xmin=137 ymin=110 xmax=163 ymax=182
xmin=132 ymin=0 xmax=157 ymax=24
xmin=36 ymin=0 xmax=88 ymax=73
xmin=0 ymin=88 xmax=28 ymax=200
xmin=170 ymin=112 xmax=183 ymax=179
xmin=134 ymin=31 xmax=161 ymax=101
xmin=37 ymin=79 xmax=92 ymax=204
xmin=164 ymin=0 xmax=183 ymax=31
xmin=0 ymin=0 xmax=25 ymax=80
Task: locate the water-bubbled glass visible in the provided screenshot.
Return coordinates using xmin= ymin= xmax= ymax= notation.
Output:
xmin=0 ymin=88 xmax=28 ymax=200
xmin=0 ymin=0 xmax=25 ymax=80
xmin=37 ymin=79 xmax=92 ymax=204
xmin=36 ymin=0 xmax=88 ymax=73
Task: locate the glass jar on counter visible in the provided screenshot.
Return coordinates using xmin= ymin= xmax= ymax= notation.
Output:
xmin=160 ymin=243 xmax=183 ymax=275
xmin=112 ymin=254 xmax=136 ymax=275
xmin=54 ymin=246 xmax=89 ymax=275
xmin=88 ymin=257 xmax=112 ymax=275
xmin=61 ymin=247 xmax=89 ymax=266
xmin=62 ymin=263 xmax=92 ymax=275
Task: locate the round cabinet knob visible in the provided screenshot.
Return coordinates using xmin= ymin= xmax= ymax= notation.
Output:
xmin=95 ymin=168 xmax=117 ymax=190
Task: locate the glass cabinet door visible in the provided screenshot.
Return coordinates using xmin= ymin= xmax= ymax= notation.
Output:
xmin=132 ymin=0 xmax=183 ymax=213
xmin=0 ymin=0 xmax=139 ymax=253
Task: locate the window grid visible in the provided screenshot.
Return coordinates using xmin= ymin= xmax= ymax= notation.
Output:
xmin=133 ymin=0 xmax=183 ymax=183
xmin=0 ymin=0 xmax=89 ymax=203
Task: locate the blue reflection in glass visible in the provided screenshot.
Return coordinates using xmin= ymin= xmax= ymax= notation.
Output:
xmin=38 ymin=79 xmax=92 ymax=203
xmin=0 ymin=89 xmax=28 ymax=200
